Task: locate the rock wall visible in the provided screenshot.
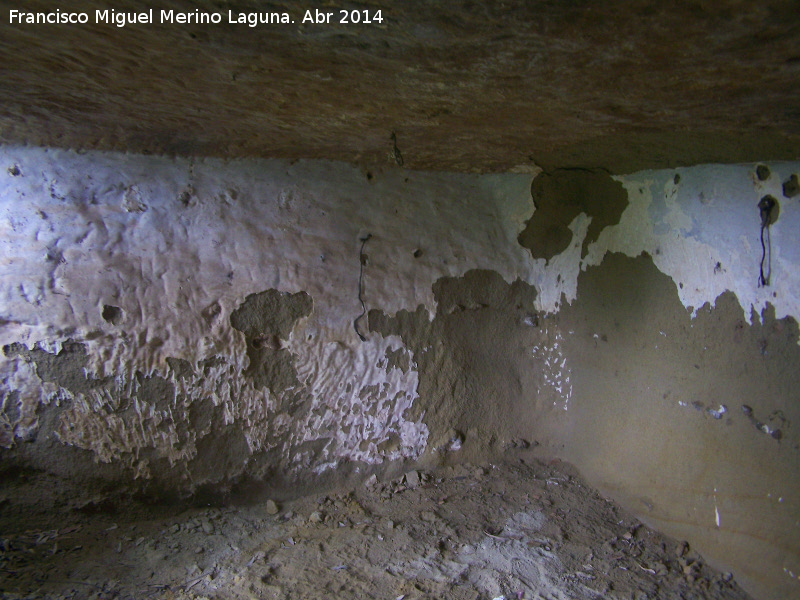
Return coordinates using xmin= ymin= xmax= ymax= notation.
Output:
xmin=524 ymin=164 xmax=800 ymax=600
xmin=0 ymin=146 xmax=798 ymax=599
xmin=0 ymin=146 xmax=535 ymax=492
xmin=2 ymin=0 xmax=800 ymax=173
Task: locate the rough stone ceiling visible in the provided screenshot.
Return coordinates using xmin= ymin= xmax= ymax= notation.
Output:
xmin=0 ymin=0 xmax=798 ymax=173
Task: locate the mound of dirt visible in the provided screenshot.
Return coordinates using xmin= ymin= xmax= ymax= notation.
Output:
xmin=0 ymin=453 xmax=749 ymax=600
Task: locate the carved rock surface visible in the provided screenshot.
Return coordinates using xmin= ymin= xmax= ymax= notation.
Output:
xmin=1 ymin=0 xmax=799 ymax=173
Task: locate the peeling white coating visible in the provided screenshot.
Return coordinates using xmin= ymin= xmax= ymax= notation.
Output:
xmin=0 ymin=355 xmax=67 ymax=446
xmin=532 ymin=213 xmax=591 ymax=313
xmin=0 ymin=146 xmax=535 ymax=470
xmin=1 ymin=146 xmax=798 ymax=473
xmin=582 ymin=164 xmax=800 ymax=324
xmin=286 ymin=332 xmax=427 ymax=466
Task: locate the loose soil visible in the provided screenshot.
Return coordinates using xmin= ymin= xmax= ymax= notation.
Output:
xmin=0 ymin=451 xmax=750 ymax=600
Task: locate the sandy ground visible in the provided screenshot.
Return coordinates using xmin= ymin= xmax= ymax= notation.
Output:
xmin=0 ymin=454 xmax=751 ymax=600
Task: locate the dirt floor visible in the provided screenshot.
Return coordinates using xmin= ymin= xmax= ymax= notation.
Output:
xmin=0 ymin=452 xmax=752 ymax=600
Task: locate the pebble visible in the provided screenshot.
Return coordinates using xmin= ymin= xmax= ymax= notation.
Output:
xmin=420 ymin=511 xmax=437 ymax=523
xmin=405 ymin=470 xmax=420 ymax=488
xmin=309 ymin=511 xmax=323 ymax=523
xmin=261 ymin=584 xmax=283 ymax=596
xmin=201 ymin=519 xmax=214 ymax=535
xmin=265 ymin=499 xmax=279 ymax=515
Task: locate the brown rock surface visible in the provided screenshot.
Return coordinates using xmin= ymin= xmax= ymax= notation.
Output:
xmin=1 ymin=0 xmax=798 ymax=173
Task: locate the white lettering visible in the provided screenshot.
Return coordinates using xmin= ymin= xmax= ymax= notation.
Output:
xmin=229 ymin=11 xmax=290 ymax=26
xmin=96 ymin=9 xmax=151 ymax=27
xmin=161 ymin=9 xmax=220 ymax=24
xmin=303 ymin=9 xmax=333 ymax=24
xmin=9 ymin=10 xmax=90 ymax=25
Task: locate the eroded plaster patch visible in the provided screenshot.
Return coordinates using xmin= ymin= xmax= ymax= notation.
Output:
xmin=0 ymin=146 xmax=536 ymax=480
xmin=287 ymin=332 xmax=427 ymax=467
xmin=518 ymin=168 xmax=629 ymax=262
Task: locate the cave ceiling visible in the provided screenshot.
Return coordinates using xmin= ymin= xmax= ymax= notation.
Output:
xmin=0 ymin=0 xmax=798 ymax=174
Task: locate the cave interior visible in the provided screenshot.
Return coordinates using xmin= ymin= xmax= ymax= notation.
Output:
xmin=0 ymin=2 xmax=799 ymax=600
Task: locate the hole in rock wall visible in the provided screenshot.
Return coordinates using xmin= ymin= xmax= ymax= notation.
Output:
xmin=101 ymin=304 xmax=123 ymax=325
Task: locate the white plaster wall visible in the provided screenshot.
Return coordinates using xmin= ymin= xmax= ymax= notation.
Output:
xmin=531 ymin=163 xmax=800 ymax=428
xmin=0 ymin=146 xmax=537 ymax=471
xmin=588 ymin=163 xmax=800 ymax=324
xmin=2 ymin=148 xmax=798 ymax=472
xmin=554 ymin=162 xmax=800 ymax=600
